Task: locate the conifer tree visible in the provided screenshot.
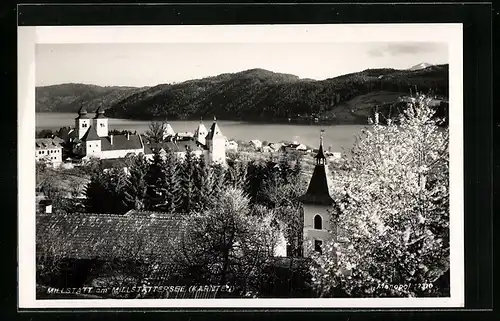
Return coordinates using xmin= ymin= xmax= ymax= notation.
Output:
xmin=123 ymin=154 xmax=149 ymax=210
xmin=85 ymin=171 xmax=109 ymax=213
xmin=145 ymin=150 xmax=168 ymax=211
xmin=192 ymin=155 xmax=213 ymax=212
xmin=85 ymin=168 xmax=129 ymax=214
xmin=163 ymin=148 xmax=181 ymax=214
xmin=105 ymin=168 xmax=130 ymax=214
xmin=178 ymin=148 xmax=197 ymax=214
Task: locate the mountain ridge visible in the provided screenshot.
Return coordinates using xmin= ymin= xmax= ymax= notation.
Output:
xmin=36 ymin=64 xmax=449 ymax=124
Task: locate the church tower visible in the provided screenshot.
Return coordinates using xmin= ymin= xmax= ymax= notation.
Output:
xmin=194 ymin=118 xmax=208 ymax=146
xmin=94 ymin=105 xmax=109 ymax=137
xmin=299 ymin=129 xmax=335 ymax=256
xmin=75 ymin=104 xmax=91 ymax=140
xmin=205 ymin=116 xmax=226 ymax=165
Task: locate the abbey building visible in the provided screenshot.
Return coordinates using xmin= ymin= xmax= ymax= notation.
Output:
xmin=69 ymin=106 xmax=227 ymax=165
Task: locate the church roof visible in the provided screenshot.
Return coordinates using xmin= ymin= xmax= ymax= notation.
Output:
xmin=36 ymin=213 xmax=184 ymax=260
xmin=94 ymin=106 xmax=107 ymax=119
xmin=206 ymin=118 xmax=224 ymax=140
xmin=81 ymin=125 xmax=100 ymax=141
xmin=100 ymin=134 xmax=144 ymax=151
xmin=300 ymin=130 xmax=333 ymax=205
xmin=75 ymin=105 xmax=90 ymax=119
xmin=299 ymin=165 xmax=334 ymax=205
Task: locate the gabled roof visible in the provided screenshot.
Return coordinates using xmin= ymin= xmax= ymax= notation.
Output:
xmin=81 ymin=125 xmax=100 ymax=141
xmin=299 ymin=164 xmax=334 ymax=205
xmin=35 ymin=138 xmax=63 ymax=149
xmin=36 ymin=213 xmax=184 ymax=261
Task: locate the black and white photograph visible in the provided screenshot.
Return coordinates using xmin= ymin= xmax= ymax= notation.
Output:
xmin=18 ymin=24 xmax=464 ymax=308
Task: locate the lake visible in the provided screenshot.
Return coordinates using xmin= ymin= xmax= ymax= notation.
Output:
xmin=36 ymin=113 xmax=368 ymax=153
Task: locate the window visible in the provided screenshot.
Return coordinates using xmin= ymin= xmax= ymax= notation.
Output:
xmin=314 ymin=214 xmax=322 ymax=230
xmin=100 ymin=123 xmax=105 ymax=127
xmin=314 ymin=240 xmax=323 ymax=254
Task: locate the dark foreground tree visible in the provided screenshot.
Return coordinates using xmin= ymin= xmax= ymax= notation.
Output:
xmin=175 ymin=187 xmax=280 ymax=296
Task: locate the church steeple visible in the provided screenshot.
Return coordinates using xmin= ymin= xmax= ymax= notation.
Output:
xmin=314 ymin=129 xmax=326 ymax=165
xmin=205 ymin=116 xmax=226 ymax=165
xmin=299 ymin=129 xmax=333 ymax=205
xmin=94 ymin=103 xmax=109 ymax=137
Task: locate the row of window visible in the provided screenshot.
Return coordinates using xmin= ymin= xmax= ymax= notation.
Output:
xmin=37 ymin=149 xmax=60 ymax=155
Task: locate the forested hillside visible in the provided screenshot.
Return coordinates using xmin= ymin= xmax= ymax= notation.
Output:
xmin=35 ymin=83 xmax=146 ymax=113
xmin=36 ymin=65 xmax=448 ymax=124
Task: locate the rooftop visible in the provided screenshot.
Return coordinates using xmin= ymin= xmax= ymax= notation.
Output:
xmin=35 ymin=138 xmax=63 ymax=149
xmin=36 ymin=213 xmax=185 ymax=261
xmin=299 ymin=164 xmax=334 ymax=205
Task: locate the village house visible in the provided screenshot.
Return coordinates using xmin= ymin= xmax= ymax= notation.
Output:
xmin=249 ymin=139 xmax=263 ymax=150
xmin=283 ymin=142 xmax=308 ymax=153
xmin=268 ymin=142 xmax=284 ymax=152
xmin=35 ymin=137 xmax=64 ymax=167
xmin=225 ymin=140 xmax=238 ymax=152
xmin=262 ymin=145 xmax=273 ymax=153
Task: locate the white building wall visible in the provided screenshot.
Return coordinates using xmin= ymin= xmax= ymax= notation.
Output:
xmin=85 ymin=140 xmax=102 ymax=158
xmin=274 ymin=231 xmax=288 ymax=257
xmin=302 ymin=203 xmax=336 ymax=257
xmin=35 ymin=148 xmax=63 ymax=166
xmin=95 ymin=119 xmax=109 ymax=137
xmin=100 ymin=148 xmax=145 ymax=159
xmin=75 ymin=119 xmax=91 ymax=139
xmin=208 ymin=137 xmax=226 ymax=165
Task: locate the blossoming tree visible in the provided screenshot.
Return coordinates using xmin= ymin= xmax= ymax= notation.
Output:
xmin=310 ymin=94 xmax=450 ymax=297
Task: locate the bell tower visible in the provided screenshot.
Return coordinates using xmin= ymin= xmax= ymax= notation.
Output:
xmin=75 ymin=104 xmax=91 ymax=140
xmin=299 ymin=129 xmax=335 ymax=256
xmin=94 ymin=105 xmax=109 ymax=137
xmin=205 ymin=116 xmax=226 ymax=165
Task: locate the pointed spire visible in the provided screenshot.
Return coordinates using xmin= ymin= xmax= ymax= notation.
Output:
xmin=200 ymin=116 xmax=203 ymax=123
xmin=314 ymin=129 xmax=326 ymax=163
xmin=213 ymin=115 xmax=217 ymax=122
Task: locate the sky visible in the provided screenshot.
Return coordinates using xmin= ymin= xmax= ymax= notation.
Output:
xmin=35 ymin=42 xmax=448 ymax=87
